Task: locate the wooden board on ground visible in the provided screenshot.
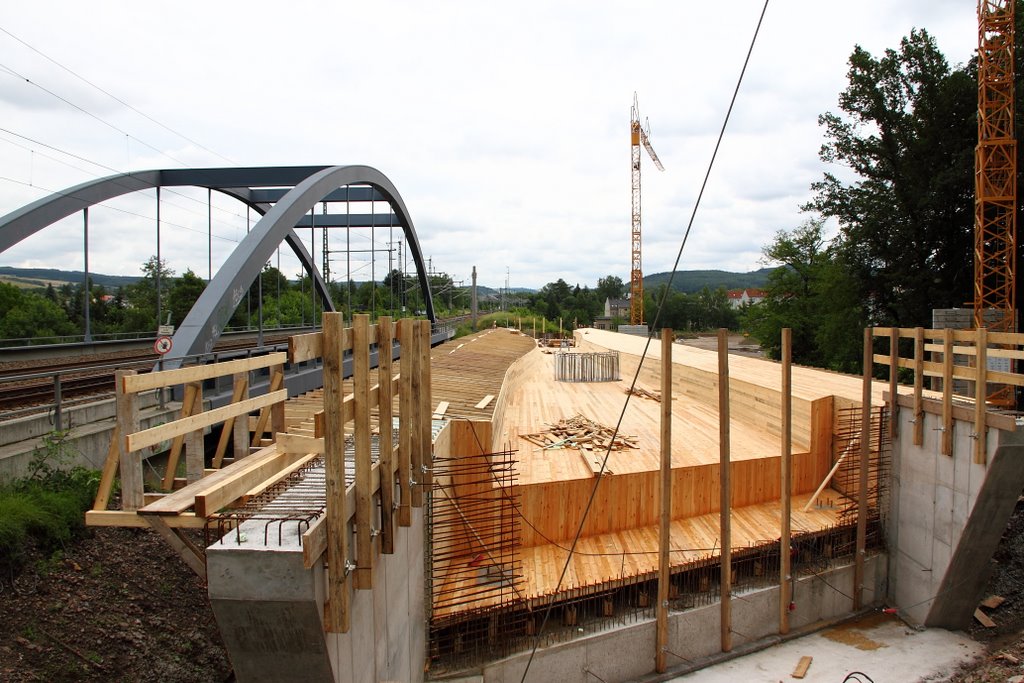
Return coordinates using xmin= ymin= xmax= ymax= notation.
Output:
xmin=792 ymin=655 xmax=813 ymax=679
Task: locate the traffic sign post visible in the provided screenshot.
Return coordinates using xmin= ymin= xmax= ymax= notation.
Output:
xmin=154 ymin=336 xmax=173 ymax=355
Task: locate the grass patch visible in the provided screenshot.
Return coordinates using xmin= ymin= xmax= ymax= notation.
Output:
xmin=0 ymin=432 xmax=99 ymax=577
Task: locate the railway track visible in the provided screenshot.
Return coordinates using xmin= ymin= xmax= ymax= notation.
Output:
xmin=0 ymin=334 xmax=294 ymax=417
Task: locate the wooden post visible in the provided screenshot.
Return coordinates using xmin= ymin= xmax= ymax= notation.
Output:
xmin=352 ymin=314 xmax=373 ymax=588
xmin=942 ymin=328 xmax=953 ymax=456
xmin=163 ymin=382 xmax=200 ymax=490
xmin=889 ymin=327 xmax=899 ymax=440
xmin=975 ymin=327 xmax=988 ymax=464
xmin=398 ymin=319 xmax=414 ymax=526
xmin=378 ymin=316 xmax=396 ymax=554
xmin=93 ymin=426 xmax=120 ymax=511
xmin=213 ymin=372 xmax=249 ymax=467
xmin=184 ymin=383 xmax=204 ymax=484
xmin=718 ymin=328 xmax=732 ymax=652
xmin=913 ymin=327 xmax=924 ymax=446
xmin=779 ymin=328 xmax=792 ymax=635
xmin=656 ymin=327 xmax=673 ymax=673
xmin=322 ymin=312 xmax=350 ymax=632
xmin=409 ymin=320 xmax=424 ymax=508
xmin=231 ymin=372 xmax=251 ymax=460
xmin=418 ymin=320 xmax=433 ymax=504
xmin=854 ymin=327 xmax=872 ymax=611
xmin=116 ymin=369 xmax=143 ymax=511
xmin=270 ymin=363 xmax=286 ymax=436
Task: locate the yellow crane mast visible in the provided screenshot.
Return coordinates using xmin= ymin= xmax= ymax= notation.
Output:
xmin=630 ymin=94 xmax=665 ymax=326
xmin=974 ymin=0 xmax=1016 ymax=334
xmin=974 ymin=0 xmax=1017 ymax=406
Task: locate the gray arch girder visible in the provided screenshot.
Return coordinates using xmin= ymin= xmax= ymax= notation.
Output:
xmin=0 ymin=165 xmax=436 ymax=364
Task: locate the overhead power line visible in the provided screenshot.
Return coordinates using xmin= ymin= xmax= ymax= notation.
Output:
xmin=0 ymin=25 xmax=236 ymax=165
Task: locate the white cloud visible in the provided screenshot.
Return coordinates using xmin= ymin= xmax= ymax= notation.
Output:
xmin=0 ymin=0 xmax=979 ymax=290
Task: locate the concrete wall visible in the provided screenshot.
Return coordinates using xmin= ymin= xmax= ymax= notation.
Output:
xmin=887 ymin=407 xmax=1024 ymax=627
xmin=0 ymin=393 xmax=178 ymax=482
xmin=326 ymin=507 xmax=427 ymax=683
xmin=208 ymin=507 xmax=426 ymax=683
xmin=475 ymin=557 xmax=884 ymax=683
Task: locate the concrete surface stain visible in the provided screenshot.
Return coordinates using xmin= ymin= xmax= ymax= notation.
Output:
xmin=821 ymin=613 xmax=892 ymax=651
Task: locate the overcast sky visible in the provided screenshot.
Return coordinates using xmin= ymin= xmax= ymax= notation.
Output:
xmin=0 ymin=1 xmax=977 ymax=291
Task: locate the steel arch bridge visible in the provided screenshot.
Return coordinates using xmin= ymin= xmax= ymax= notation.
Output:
xmin=0 ymin=165 xmax=435 ymax=365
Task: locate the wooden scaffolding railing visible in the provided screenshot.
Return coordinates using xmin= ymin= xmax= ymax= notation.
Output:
xmin=870 ymin=327 xmax=1022 ymax=465
xmin=288 ymin=313 xmax=433 ymax=633
xmin=91 ymin=352 xmax=288 ymax=514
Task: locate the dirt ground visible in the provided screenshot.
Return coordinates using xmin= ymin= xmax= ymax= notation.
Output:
xmin=0 ymin=526 xmax=230 ymax=682
xmin=4 ymin=504 xmax=1024 ymax=681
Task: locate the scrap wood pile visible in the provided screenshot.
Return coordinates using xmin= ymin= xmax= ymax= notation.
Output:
xmin=519 ymin=414 xmax=638 ymax=452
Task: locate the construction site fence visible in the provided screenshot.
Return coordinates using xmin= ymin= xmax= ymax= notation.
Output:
xmin=553 ymin=351 xmax=620 ymax=383
xmin=426 ymin=521 xmax=876 ymax=676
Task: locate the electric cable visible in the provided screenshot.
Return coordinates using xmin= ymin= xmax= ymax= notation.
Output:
xmin=0 ymin=24 xmax=236 ymax=165
xmin=518 ymin=4 xmax=771 ymax=679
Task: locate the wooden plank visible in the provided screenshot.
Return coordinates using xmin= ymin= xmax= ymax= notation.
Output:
xmin=855 ymin=327 xmax=871 ymax=610
xmin=277 ymin=433 xmax=325 ymax=454
xmin=891 ymin=392 xmax=1017 ymax=431
xmin=213 ymin=373 xmax=249 ymax=468
xmin=116 ymin=369 xmax=144 ymax=511
xmin=92 ymin=425 xmax=120 ymax=511
xmin=942 ymin=328 xmax=953 ymax=456
xmin=419 ymin=320 xmax=433 ymax=505
xmin=655 ymin=328 xmax=672 ymax=673
xmin=193 ymin=449 xmax=309 ymax=517
xmin=303 ymin=461 xmax=381 ymax=569
xmin=410 ymin=320 xmax=425 ymax=509
xmin=398 ymin=319 xmax=414 ymax=526
xmin=137 ymin=445 xmax=277 ymax=515
xmin=270 ymin=365 xmax=286 ymax=435
xmin=184 ymin=384 xmax=205 ymax=484
xmin=889 ymin=327 xmax=899 ymax=440
xmin=974 ymin=608 xmax=996 ymax=628
xmin=322 ymin=312 xmax=350 ymax=632
xmin=792 ymin=655 xmax=813 ymax=678
xmin=123 ymin=352 xmax=286 ymax=393
xmin=352 ymin=314 xmax=374 ymax=589
xmin=475 ymin=394 xmax=495 ymax=409
xmin=163 ymin=382 xmax=200 ymax=490
xmin=145 ymin=515 xmax=207 ymax=579
xmin=718 ymin=328 xmax=731 ymax=653
xmin=85 ymin=510 xmax=208 ymax=529
xmin=129 ymin=390 xmax=286 ymax=452
xmin=240 ymin=452 xmax=320 ymax=501
xmin=975 ymin=328 xmax=988 ymax=465
xmin=289 ymin=331 xmax=324 ymax=364
xmin=432 ymin=401 xmax=450 ymax=419
xmin=780 ymin=327 xmax=792 ymax=636
xmin=913 ymin=327 xmax=924 ymax=446
xmin=250 ymin=370 xmax=285 ymax=447
xmin=377 ymin=316 xmax=396 ymax=555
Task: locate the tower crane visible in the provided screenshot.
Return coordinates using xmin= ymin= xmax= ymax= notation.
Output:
xmin=974 ymin=0 xmax=1017 ymax=405
xmin=630 ymin=94 xmax=665 ymax=326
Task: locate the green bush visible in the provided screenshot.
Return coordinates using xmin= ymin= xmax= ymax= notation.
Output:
xmin=0 ymin=433 xmax=100 ymax=576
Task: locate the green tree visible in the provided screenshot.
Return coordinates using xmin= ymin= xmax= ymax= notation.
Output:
xmin=804 ymin=28 xmax=976 ymax=327
xmin=744 ymin=220 xmax=863 ymax=369
xmin=0 ymin=283 xmax=76 ymax=342
xmin=596 ymin=275 xmax=626 ymax=304
xmin=167 ymin=269 xmax=207 ymax=327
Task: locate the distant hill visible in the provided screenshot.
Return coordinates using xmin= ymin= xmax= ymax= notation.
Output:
xmin=0 ymin=267 xmax=140 ymax=290
xmin=643 ymin=268 xmax=774 ymax=294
